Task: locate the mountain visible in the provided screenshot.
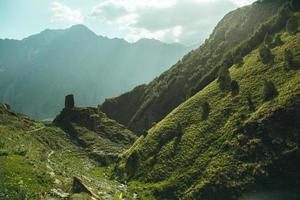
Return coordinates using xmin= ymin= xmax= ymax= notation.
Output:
xmin=0 ymin=99 xmax=137 ymax=199
xmin=0 ymin=24 xmax=190 ymax=120
xmin=115 ymin=1 xmax=300 ymax=199
xmin=100 ymin=0 xmax=287 ymax=134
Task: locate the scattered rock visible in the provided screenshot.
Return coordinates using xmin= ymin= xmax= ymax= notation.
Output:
xmin=72 ymin=176 xmax=98 ymax=198
xmin=51 ymin=188 xmax=70 ymax=198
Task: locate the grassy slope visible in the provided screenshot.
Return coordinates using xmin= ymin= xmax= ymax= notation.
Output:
xmin=0 ymin=107 xmax=135 ymax=199
xmin=53 ymin=107 xmax=137 ymax=157
xmin=101 ymin=0 xmax=285 ymax=133
xmin=120 ymin=30 xmax=300 ymax=199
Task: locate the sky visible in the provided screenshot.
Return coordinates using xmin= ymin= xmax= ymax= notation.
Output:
xmin=0 ymin=0 xmax=256 ymax=45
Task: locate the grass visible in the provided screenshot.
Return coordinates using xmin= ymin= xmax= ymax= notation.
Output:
xmin=119 ymin=32 xmax=300 ymax=199
xmin=0 ymin=108 xmax=136 ymax=199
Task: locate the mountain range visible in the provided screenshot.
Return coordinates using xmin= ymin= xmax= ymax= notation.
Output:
xmin=0 ymin=24 xmax=190 ymax=120
xmin=1 ymin=0 xmax=300 ymax=199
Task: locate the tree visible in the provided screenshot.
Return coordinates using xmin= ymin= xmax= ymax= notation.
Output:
xmin=262 ymin=80 xmax=278 ymax=101
xmin=218 ymin=66 xmax=232 ymax=92
xmin=286 ymin=16 xmax=298 ymax=35
xmin=246 ymin=93 xmax=255 ymax=112
xmin=201 ymin=102 xmax=210 ymax=120
xmin=264 ymin=33 xmax=273 ymax=47
xmin=259 ymin=45 xmax=273 ymax=64
xmin=230 ymin=80 xmax=239 ymax=96
xmin=284 ymin=49 xmax=294 ymax=70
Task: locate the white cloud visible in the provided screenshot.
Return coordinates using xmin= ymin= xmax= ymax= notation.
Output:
xmin=229 ymin=0 xmax=255 ymax=7
xmin=90 ymin=0 xmax=242 ymax=44
xmin=51 ymin=2 xmax=84 ymax=23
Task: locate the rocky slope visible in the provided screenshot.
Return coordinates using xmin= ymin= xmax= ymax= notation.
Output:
xmin=100 ymin=0 xmax=287 ymax=133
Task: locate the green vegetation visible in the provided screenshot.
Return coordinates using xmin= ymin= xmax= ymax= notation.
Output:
xmin=230 ymin=80 xmax=240 ymax=96
xmin=117 ymin=28 xmax=300 ymax=199
xmin=262 ymin=80 xmax=278 ymax=101
xmin=286 ymin=16 xmax=299 ymax=34
xmin=259 ymin=45 xmax=273 ymax=64
xmin=101 ymin=1 xmax=287 ymax=133
xmin=0 ymin=106 xmax=137 ymax=199
xmin=201 ymin=102 xmax=210 ymax=120
xmin=284 ymin=49 xmax=295 ymax=70
xmin=217 ymin=66 xmax=232 ymax=92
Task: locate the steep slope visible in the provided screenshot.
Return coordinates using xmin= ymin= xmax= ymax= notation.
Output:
xmin=0 ymin=104 xmax=136 ymax=199
xmin=118 ymin=16 xmax=300 ymax=200
xmin=101 ymin=0 xmax=287 ymax=133
xmin=0 ymin=24 xmax=189 ymax=120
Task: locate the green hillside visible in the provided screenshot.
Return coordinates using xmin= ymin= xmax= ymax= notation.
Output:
xmin=117 ymin=13 xmax=300 ymax=200
xmin=0 ymin=104 xmax=136 ymax=199
xmin=101 ymin=0 xmax=287 ymax=134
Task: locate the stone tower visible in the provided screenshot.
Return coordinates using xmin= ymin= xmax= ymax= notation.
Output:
xmin=65 ymin=94 xmax=75 ymax=109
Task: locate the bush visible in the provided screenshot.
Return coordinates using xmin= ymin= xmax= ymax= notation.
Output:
xmin=230 ymin=80 xmax=239 ymax=96
xmin=284 ymin=49 xmax=294 ymax=70
xmin=234 ymin=54 xmax=244 ymax=68
xmin=246 ymin=93 xmax=255 ymax=112
xmin=125 ymin=151 xmax=139 ymax=178
xmin=286 ymin=16 xmax=298 ymax=35
xmin=217 ymin=66 xmax=231 ymax=92
xmin=272 ymin=34 xmax=283 ymax=47
xmin=201 ymin=102 xmax=210 ymax=120
xmin=0 ymin=149 xmax=9 ymax=156
xmin=176 ymin=123 xmax=183 ymax=136
xmin=262 ymin=80 xmax=278 ymax=101
xmin=259 ymin=45 xmax=273 ymax=64
xmin=264 ymin=33 xmax=273 ymax=47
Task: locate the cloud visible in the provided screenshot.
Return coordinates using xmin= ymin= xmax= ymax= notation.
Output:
xmin=51 ymin=2 xmax=84 ymax=23
xmin=229 ymin=0 xmax=255 ymax=7
xmin=90 ymin=0 xmax=248 ymax=45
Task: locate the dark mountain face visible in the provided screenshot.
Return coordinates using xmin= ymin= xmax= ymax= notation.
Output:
xmin=0 ymin=24 xmax=190 ymax=120
xmin=100 ymin=0 xmax=286 ymax=134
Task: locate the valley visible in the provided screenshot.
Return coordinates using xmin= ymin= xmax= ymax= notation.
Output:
xmin=1 ymin=0 xmax=300 ymax=199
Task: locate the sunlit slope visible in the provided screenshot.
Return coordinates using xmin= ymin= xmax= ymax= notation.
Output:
xmin=101 ymin=0 xmax=286 ymax=133
xmin=120 ymin=32 xmax=300 ymax=199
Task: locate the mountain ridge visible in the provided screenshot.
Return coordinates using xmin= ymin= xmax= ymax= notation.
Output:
xmin=0 ymin=24 xmax=190 ymax=120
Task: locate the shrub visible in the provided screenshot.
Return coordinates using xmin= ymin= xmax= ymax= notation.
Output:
xmin=234 ymin=54 xmax=244 ymax=68
xmin=262 ymin=80 xmax=278 ymax=101
xmin=201 ymin=102 xmax=210 ymax=120
xmin=125 ymin=151 xmax=139 ymax=178
xmin=230 ymin=80 xmax=239 ymax=96
xmin=246 ymin=93 xmax=255 ymax=112
xmin=264 ymin=33 xmax=273 ymax=47
xmin=284 ymin=49 xmax=294 ymax=70
xmin=286 ymin=16 xmax=298 ymax=35
xmin=176 ymin=123 xmax=183 ymax=136
xmin=0 ymin=149 xmax=9 ymax=156
xmin=259 ymin=45 xmax=273 ymax=64
xmin=217 ymin=66 xmax=231 ymax=92
xmin=272 ymin=34 xmax=283 ymax=47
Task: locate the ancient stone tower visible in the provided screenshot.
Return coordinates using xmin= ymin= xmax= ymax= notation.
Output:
xmin=65 ymin=94 xmax=75 ymax=109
